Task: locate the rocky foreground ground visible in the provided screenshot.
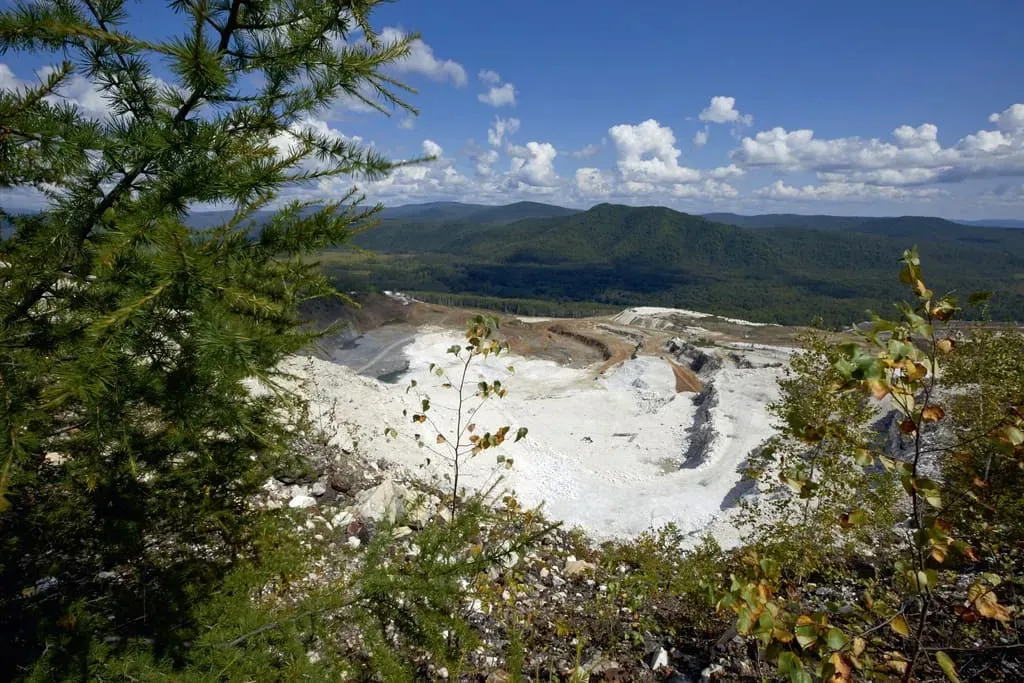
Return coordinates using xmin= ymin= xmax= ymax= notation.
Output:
xmin=259 ymin=434 xmax=762 ymax=681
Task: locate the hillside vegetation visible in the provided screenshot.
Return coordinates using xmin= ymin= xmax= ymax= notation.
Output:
xmin=333 ymin=203 xmax=1024 ymax=326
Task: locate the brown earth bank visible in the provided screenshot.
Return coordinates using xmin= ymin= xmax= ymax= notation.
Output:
xmin=300 ymin=292 xmax=807 ymax=391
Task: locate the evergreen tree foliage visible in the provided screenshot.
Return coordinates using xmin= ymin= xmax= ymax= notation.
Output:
xmin=0 ymin=1 xmax=418 ymax=677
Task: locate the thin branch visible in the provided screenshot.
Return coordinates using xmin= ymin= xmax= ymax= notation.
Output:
xmin=82 ymin=0 xmax=152 ymax=120
xmin=923 ymin=643 xmax=1024 ymax=653
xmin=216 ymin=597 xmax=360 ymax=648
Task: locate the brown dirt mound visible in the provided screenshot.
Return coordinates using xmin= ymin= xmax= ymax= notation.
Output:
xmin=665 ymin=357 xmax=704 ymax=393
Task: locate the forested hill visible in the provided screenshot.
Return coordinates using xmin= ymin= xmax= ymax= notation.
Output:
xmin=379 ymin=200 xmax=579 ymax=223
xmin=350 ymin=201 xmax=580 ymax=252
xmin=703 ymin=212 xmax=1024 ymax=248
xmin=6 ymin=200 xmax=1022 ymax=325
xmin=331 ymin=203 xmax=1024 ymax=326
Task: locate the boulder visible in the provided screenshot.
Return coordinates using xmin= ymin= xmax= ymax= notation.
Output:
xmin=564 ymin=558 xmax=597 ymax=577
xmin=329 ymin=471 xmax=355 ymax=494
xmin=287 ymin=484 xmax=311 ymax=499
xmin=274 ymin=455 xmax=324 ymax=485
xmin=645 ymin=646 xmax=669 ymax=671
xmin=700 ymin=663 xmax=726 ymax=681
xmin=355 ymin=476 xmax=409 ymax=523
xmin=288 ymin=494 xmax=317 ymax=509
xmin=328 ymin=426 xmax=355 ymax=454
xmin=261 ymin=478 xmax=289 ymax=509
xmin=330 ymin=509 xmax=354 ymax=529
xmin=405 ymin=494 xmax=436 ymax=529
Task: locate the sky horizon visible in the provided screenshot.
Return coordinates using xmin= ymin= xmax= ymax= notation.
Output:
xmin=2 ymin=1 xmax=1024 ymax=220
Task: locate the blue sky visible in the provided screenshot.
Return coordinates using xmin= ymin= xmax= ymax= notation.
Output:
xmin=3 ymin=0 xmax=1024 ymax=218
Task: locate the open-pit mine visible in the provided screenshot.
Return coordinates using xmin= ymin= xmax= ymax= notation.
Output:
xmin=286 ymin=294 xmax=805 ymax=544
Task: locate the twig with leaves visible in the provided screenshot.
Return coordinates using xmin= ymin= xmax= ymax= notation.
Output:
xmin=384 ymin=315 xmax=527 ymax=519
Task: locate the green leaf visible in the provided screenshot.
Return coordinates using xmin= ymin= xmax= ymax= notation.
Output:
xmin=795 ymin=624 xmax=818 ymax=649
xmin=736 ymin=605 xmax=754 ymax=634
xmin=778 ymin=651 xmax=800 ymax=674
xmin=890 ymin=614 xmax=911 ymax=637
xmin=759 ymin=557 xmax=779 ymax=577
xmin=1002 ymin=425 xmax=1024 ymax=446
xmin=514 ymin=427 xmax=528 ymax=442
xmin=791 ymin=669 xmax=812 ymax=683
xmin=935 ymin=651 xmax=960 ymax=682
xmin=826 ymin=627 xmax=849 ymax=651
xmin=914 ymin=477 xmax=943 ymax=509
xmin=854 ymin=449 xmax=874 ymax=467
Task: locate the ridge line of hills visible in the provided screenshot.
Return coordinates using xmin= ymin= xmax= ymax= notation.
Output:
xmin=372 ymin=199 xmax=1024 ymax=229
xmin=165 ymin=201 xmax=1024 ymax=325
xmin=179 ymin=199 xmax=1024 ymax=231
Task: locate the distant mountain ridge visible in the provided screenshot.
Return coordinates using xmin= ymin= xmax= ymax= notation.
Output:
xmin=353 ymin=202 xmax=1024 ymax=257
xmin=171 ymin=200 xmax=1021 ymax=236
xmin=703 ymin=212 xmax=1024 ymax=231
xmin=7 ymin=199 xmax=1021 ymax=324
xmin=956 ymin=218 xmax=1024 ymax=229
xmin=379 ymin=200 xmax=579 ymax=223
xmin=327 ymin=201 xmax=1024 ymax=325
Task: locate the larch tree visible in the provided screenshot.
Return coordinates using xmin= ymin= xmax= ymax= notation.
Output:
xmin=0 ymin=0 xmax=419 ymax=676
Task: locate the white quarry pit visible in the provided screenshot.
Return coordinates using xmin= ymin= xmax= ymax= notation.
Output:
xmin=281 ymin=320 xmax=793 ymax=546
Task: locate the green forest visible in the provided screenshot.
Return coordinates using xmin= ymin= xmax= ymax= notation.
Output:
xmin=327 ymin=203 xmax=1024 ymax=326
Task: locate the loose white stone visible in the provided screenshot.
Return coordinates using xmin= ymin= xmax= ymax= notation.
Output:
xmin=288 ymin=495 xmax=316 ymax=509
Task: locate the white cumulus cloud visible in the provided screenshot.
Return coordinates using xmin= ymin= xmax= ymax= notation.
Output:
xmin=421 ymin=139 xmax=443 ymax=158
xmin=608 ymin=119 xmax=701 ymax=184
xmin=1 ymin=63 xmax=149 ymax=120
xmin=756 ymin=180 xmax=944 ymax=201
xmin=509 ymin=141 xmax=558 ymax=187
xmin=574 ymin=168 xmax=615 ymax=197
xmin=989 ymin=104 xmax=1024 ymax=132
xmin=269 ymin=116 xmax=363 ymax=166
xmin=567 ymin=142 xmax=602 ymax=159
xmin=0 ymin=63 xmax=24 ymax=91
xmin=733 ymin=104 xmax=1024 ymax=187
xmin=380 ymin=27 xmax=467 ymax=86
xmin=473 ymin=149 xmax=500 ymax=177
xmin=693 ymin=127 xmax=709 ymax=149
xmin=707 ymin=164 xmax=745 ymax=179
xmin=699 ymin=96 xmax=752 ymax=126
xmin=479 ymin=82 xmax=517 ymax=107
xmin=478 ymin=69 xmax=502 ymax=85
xmin=487 ymin=116 xmax=521 ymax=147
xmin=672 ymin=179 xmax=738 ymax=199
